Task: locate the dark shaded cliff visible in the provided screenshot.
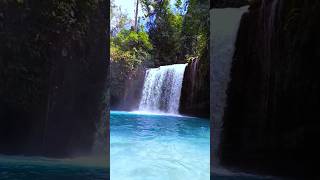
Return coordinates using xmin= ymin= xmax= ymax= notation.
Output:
xmin=180 ymin=51 xmax=210 ymax=118
xmin=0 ymin=0 xmax=109 ymax=157
xmin=212 ymin=0 xmax=248 ymax=8
xmin=219 ymin=0 xmax=320 ymax=178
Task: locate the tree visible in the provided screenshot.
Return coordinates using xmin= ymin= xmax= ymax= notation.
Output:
xmin=134 ymin=0 xmax=139 ymax=31
xmin=180 ymin=0 xmax=209 ymax=61
xmin=111 ymin=0 xmax=130 ymax=36
xmin=141 ymin=0 xmax=183 ymax=66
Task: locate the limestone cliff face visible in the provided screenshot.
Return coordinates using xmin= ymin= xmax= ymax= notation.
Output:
xmin=0 ymin=1 xmax=109 ymax=157
xmin=218 ymin=0 xmax=320 ymax=177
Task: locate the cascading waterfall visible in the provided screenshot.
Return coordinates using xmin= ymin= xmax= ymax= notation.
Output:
xmin=190 ymin=58 xmax=199 ymax=105
xmin=92 ymin=117 xmax=107 ymax=156
xmin=139 ymin=64 xmax=188 ymax=114
xmin=92 ymin=98 xmax=108 ymax=159
xmin=210 ymin=6 xmax=249 ymax=164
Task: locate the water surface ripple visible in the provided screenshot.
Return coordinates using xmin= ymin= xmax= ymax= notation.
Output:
xmin=110 ymin=111 xmax=210 ymax=180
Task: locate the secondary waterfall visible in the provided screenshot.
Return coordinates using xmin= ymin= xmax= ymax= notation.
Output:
xmin=92 ymin=116 xmax=107 ymax=156
xmin=189 ymin=58 xmax=199 ymax=105
xmin=210 ymin=6 xmax=249 ymax=164
xmin=139 ymin=64 xmax=188 ymax=114
xmin=92 ymin=96 xmax=108 ymax=159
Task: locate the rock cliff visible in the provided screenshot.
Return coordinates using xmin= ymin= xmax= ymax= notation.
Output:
xmin=180 ymin=53 xmax=210 ymax=118
xmin=0 ymin=0 xmax=109 ymax=157
xmin=217 ymin=0 xmax=320 ymax=177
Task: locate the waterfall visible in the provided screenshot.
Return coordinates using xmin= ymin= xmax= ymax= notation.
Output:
xmin=92 ymin=88 xmax=109 ymax=160
xmin=210 ymin=6 xmax=249 ymax=165
xmin=92 ymin=116 xmax=107 ymax=156
xmin=139 ymin=64 xmax=188 ymax=114
xmin=190 ymin=58 xmax=199 ymax=105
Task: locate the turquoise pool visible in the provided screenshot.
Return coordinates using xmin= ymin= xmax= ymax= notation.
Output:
xmin=110 ymin=111 xmax=210 ymax=180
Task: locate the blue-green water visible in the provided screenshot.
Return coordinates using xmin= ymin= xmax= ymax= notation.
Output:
xmin=0 ymin=110 xmax=275 ymax=180
xmin=0 ymin=155 xmax=109 ymax=179
xmin=110 ymin=111 xmax=210 ymax=180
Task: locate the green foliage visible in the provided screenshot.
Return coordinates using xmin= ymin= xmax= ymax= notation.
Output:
xmin=180 ymin=0 xmax=209 ymax=60
xmin=141 ymin=0 xmax=184 ymax=66
xmin=110 ymin=0 xmax=152 ymax=68
xmin=140 ymin=0 xmax=208 ymax=66
xmin=175 ymin=0 xmax=182 ymax=9
xmin=111 ymin=0 xmax=208 ymax=68
xmin=111 ymin=29 xmax=152 ymax=70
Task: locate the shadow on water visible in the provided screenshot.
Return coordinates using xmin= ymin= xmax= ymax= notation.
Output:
xmin=211 ymin=166 xmax=284 ymax=180
xmin=0 ymin=155 xmax=109 ymax=180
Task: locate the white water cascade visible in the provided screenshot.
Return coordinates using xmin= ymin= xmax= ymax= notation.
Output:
xmin=139 ymin=64 xmax=188 ymax=114
xmin=210 ymin=6 xmax=249 ymax=165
